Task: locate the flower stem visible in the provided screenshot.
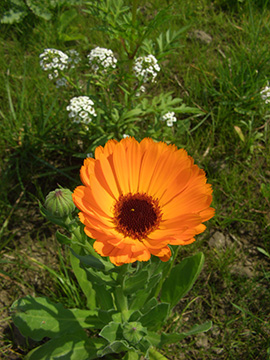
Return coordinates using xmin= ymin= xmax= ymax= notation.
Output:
xmin=154 ymin=246 xmax=180 ymax=298
xmin=132 ymin=0 xmax=139 ymax=28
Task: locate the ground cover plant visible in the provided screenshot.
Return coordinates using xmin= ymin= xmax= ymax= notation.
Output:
xmin=0 ymin=0 xmax=270 ymax=359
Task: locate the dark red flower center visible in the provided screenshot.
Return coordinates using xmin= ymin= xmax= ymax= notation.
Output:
xmin=113 ymin=193 xmax=162 ymax=240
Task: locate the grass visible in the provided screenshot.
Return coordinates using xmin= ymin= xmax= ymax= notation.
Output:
xmin=0 ymin=0 xmax=270 ymax=359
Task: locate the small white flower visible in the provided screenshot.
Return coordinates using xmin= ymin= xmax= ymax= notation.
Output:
xmin=135 ymin=85 xmax=146 ymax=97
xmin=66 ymin=96 xmax=97 ymax=124
xmin=87 ymin=47 xmax=117 ymax=73
xmin=66 ymin=49 xmax=81 ymax=69
xmin=261 ymin=85 xmax=270 ymax=104
xmin=56 ymin=77 xmax=68 ymax=88
xmin=161 ymin=112 xmax=177 ymax=127
xmin=123 ymin=134 xmax=130 ymax=138
xmin=133 ymin=54 xmax=160 ymax=83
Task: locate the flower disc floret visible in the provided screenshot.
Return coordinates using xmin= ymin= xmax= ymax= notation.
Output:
xmin=73 ymin=137 xmax=215 ymax=266
xmin=66 ymin=96 xmax=97 ymax=124
xmin=133 ymin=55 xmax=160 ymax=83
xmin=113 ymin=193 xmax=162 ymax=240
xmin=87 ymin=47 xmax=117 ymax=72
xmin=161 ymin=112 xmax=177 ymax=127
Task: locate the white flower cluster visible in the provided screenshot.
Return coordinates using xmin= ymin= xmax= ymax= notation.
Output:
xmin=39 ymin=48 xmax=81 ymax=87
xmin=66 ymin=49 xmax=81 ymax=69
xmin=40 ymin=48 xmax=69 ymax=80
xmin=260 ymin=85 xmax=270 ymax=104
xmin=66 ymin=96 xmax=97 ymax=124
xmin=133 ymin=55 xmax=160 ymax=83
xmin=161 ymin=112 xmax=177 ymax=127
xmin=87 ymin=47 xmax=117 ymax=72
xmin=55 ymin=78 xmax=68 ymax=88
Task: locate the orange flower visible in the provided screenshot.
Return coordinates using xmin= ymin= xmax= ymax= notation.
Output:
xmin=72 ymin=138 xmax=214 ymax=266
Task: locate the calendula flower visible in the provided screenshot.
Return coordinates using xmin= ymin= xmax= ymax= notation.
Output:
xmin=73 ymin=137 xmax=214 ymax=266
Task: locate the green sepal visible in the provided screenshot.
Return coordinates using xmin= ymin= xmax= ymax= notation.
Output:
xmin=122 ymin=322 xmax=147 ymax=345
xmin=161 ymin=252 xmax=205 ymax=309
xmin=39 ymin=202 xmax=69 ymax=229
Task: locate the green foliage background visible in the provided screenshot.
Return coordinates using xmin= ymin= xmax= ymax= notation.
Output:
xmin=0 ymin=0 xmax=269 ymax=359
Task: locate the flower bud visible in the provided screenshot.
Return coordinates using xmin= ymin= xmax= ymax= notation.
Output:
xmin=44 ymin=188 xmax=75 ymax=218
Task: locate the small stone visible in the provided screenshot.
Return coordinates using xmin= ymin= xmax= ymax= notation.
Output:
xmin=209 ymin=231 xmax=227 ymax=250
xmin=231 ymin=265 xmax=253 ymax=278
xmin=196 ymin=333 xmax=209 ymax=348
xmin=188 ymin=30 xmax=213 ymax=44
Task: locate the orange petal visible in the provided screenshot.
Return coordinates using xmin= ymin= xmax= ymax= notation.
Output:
xmin=112 ymin=141 xmax=130 ymax=194
xmin=95 ymin=154 xmax=120 ymax=199
xmin=80 ymin=157 xmax=95 ymax=187
xmin=73 ymin=186 xmax=111 ymax=218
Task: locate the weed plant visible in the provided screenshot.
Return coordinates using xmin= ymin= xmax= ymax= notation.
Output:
xmin=0 ymin=0 xmax=269 ymax=359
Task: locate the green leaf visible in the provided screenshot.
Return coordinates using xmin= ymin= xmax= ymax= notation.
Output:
xmin=148 ymin=348 xmax=169 ymax=360
xmin=70 ymin=248 xmax=115 ymax=272
xmin=58 ymin=9 xmax=78 ymax=33
xmin=257 ymin=246 xmax=270 ymax=258
xmin=123 ymin=351 xmax=140 ymax=360
xmin=140 ymin=303 xmax=170 ymax=330
xmin=99 ymin=321 xmax=122 ymax=342
xmin=97 ymin=340 xmax=133 ymax=357
xmin=160 ymin=252 xmax=205 ymax=308
xmin=26 ymin=0 xmax=52 ymax=20
xmin=140 ymin=298 xmax=158 ymax=315
xmin=123 ymin=269 xmax=149 ymax=295
xmin=1 ymin=8 xmax=28 ymax=24
xmin=261 ymin=183 xmax=270 ymax=201
xmin=145 ymin=331 xmax=161 ymax=347
xmin=11 ymin=296 xmax=102 ymax=341
xmin=56 ymin=230 xmax=72 ymax=245
xmin=25 ymin=332 xmax=105 ymax=360
xmin=129 ymin=289 xmax=150 ymax=310
xmin=92 ymin=281 xmax=115 ymax=311
xmin=121 ymin=108 xmax=143 ymax=120
xmin=114 ymin=286 xmax=128 ymax=312
xmin=70 ymin=244 xmax=97 ymax=310
xmin=159 ymin=321 xmax=212 ymax=346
